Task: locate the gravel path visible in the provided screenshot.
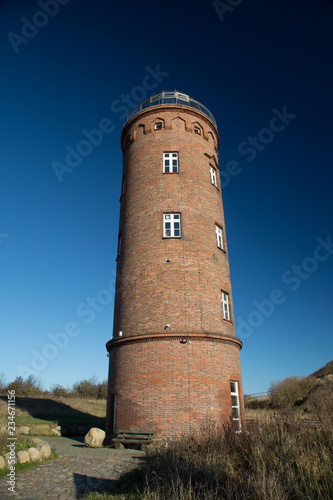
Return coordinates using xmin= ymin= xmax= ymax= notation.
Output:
xmin=0 ymin=436 xmax=145 ymax=500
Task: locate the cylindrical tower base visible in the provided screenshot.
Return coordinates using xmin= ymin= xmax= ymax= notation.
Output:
xmin=106 ymin=334 xmax=244 ymax=439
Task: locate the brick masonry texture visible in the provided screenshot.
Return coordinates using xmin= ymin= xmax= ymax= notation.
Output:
xmin=106 ymin=103 xmax=244 ymax=438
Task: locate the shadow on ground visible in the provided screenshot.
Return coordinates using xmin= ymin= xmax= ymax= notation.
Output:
xmin=0 ymin=396 xmax=105 ymax=430
xmin=74 ymin=473 xmax=117 ymax=498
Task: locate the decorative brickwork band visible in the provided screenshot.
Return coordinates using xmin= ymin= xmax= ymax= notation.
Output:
xmin=106 ymin=332 xmax=243 ymax=351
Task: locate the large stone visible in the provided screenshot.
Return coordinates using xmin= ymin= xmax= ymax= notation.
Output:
xmin=32 ymin=424 xmax=51 ymax=436
xmin=84 ymin=427 xmax=106 ymax=448
xmin=18 ymin=426 xmax=30 ymax=435
xmin=28 ymin=447 xmax=41 ymax=462
xmin=0 ymin=456 xmax=6 ymax=469
xmin=17 ymin=450 xmax=30 ymax=464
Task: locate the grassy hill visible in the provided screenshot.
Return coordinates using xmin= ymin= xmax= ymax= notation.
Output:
xmin=0 ymin=395 xmax=106 ymax=431
xmin=310 ymin=359 xmax=333 ymax=379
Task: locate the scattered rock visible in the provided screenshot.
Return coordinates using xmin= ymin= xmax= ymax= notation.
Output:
xmin=32 ymin=424 xmax=51 ymax=435
xmin=17 ymin=450 xmax=30 ymax=464
xmin=84 ymin=427 xmax=106 ymax=448
xmin=56 ymin=425 xmax=61 ymax=431
xmin=18 ymin=425 xmax=30 ymax=435
xmin=31 ymin=437 xmax=43 ymax=446
xmin=4 ymin=452 xmax=17 ymax=466
xmin=28 ymin=447 xmax=42 ymax=462
xmin=113 ymin=441 xmax=125 ymax=449
xmin=0 ymin=456 xmax=5 ymax=469
xmin=39 ymin=443 xmax=51 ymax=458
xmin=31 ymin=438 xmax=51 ymax=458
xmin=50 ymin=428 xmax=61 ymax=436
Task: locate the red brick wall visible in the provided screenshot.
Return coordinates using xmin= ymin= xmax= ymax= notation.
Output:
xmin=107 ymin=104 xmax=244 ymax=438
xmin=107 ymin=335 xmax=244 ymax=438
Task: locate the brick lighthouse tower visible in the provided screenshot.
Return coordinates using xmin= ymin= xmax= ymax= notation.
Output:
xmin=106 ymin=91 xmax=244 ymax=438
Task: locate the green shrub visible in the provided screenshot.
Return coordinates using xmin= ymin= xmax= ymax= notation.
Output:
xmin=71 ymin=376 xmax=107 ymax=399
xmin=7 ymin=376 xmax=43 ymax=396
xmin=51 ymin=384 xmax=69 ymax=397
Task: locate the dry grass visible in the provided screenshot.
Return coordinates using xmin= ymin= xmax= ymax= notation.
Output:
xmin=49 ymin=396 xmax=107 ymax=418
xmin=0 ymin=395 xmax=106 ymax=428
xmin=84 ymin=407 xmax=333 ymax=500
xmin=141 ymin=411 xmax=333 ymax=499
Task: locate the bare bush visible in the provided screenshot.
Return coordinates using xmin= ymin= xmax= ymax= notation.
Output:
xmin=71 ymin=376 xmax=107 ymax=399
xmin=269 ymin=376 xmax=317 ymax=408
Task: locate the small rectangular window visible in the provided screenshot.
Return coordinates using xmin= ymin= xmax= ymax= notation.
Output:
xmin=215 ymin=225 xmax=223 ymax=250
xmin=230 ymin=381 xmax=241 ymax=432
xmin=163 ymin=152 xmax=179 ymax=173
xmin=221 ymin=291 xmax=230 ymax=320
xmin=155 ymin=122 xmax=162 ymax=130
xmin=121 ymin=174 xmax=126 ymax=195
xmin=117 ymin=233 xmax=122 ymax=256
xmin=164 ymin=213 xmax=181 ymax=238
xmin=110 ymin=394 xmax=117 ymax=435
xmin=210 ymin=166 xmax=217 ymax=187
xmin=194 ymin=127 xmax=201 ymax=135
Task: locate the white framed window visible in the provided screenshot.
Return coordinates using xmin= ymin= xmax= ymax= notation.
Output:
xmin=210 ymin=166 xmax=217 ymax=187
xmin=155 ymin=122 xmax=162 ymax=130
xmin=221 ymin=291 xmax=230 ymax=320
xmin=163 ymin=152 xmax=179 ymax=173
xmin=230 ymin=381 xmax=241 ymax=432
xmin=215 ymin=225 xmax=223 ymax=250
xmin=163 ymin=213 xmax=181 ymax=238
xmin=194 ymin=126 xmax=201 ymax=135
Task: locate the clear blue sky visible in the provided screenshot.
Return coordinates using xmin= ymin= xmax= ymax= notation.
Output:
xmin=1 ymin=0 xmax=332 ymax=395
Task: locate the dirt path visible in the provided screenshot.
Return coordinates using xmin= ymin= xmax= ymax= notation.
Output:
xmin=0 ymin=436 xmax=145 ymax=500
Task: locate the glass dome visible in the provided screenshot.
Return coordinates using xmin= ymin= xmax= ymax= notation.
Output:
xmin=124 ymin=91 xmax=216 ymax=127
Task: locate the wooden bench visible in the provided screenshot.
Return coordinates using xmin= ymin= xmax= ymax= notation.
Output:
xmin=112 ymin=429 xmax=155 ymax=449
